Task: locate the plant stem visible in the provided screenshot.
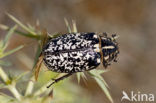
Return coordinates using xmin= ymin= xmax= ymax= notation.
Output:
xmin=0 ymin=67 xmax=9 ymax=82
xmin=0 ymin=24 xmax=41 ymax=40
xmin=0 ymin=67 xmax=22 ymax=100
xmin=8 ymin=85 xmax=22 ymax=100
xmin=34 ymin=81 xmax=52 ymax=96
xmin=25 ymin=77 xmax=34 ymax=96
xmin=6 ymin=13 xmax=37 ymax=36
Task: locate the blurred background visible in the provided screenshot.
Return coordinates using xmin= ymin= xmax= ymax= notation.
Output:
xmin=0 ymin=0 xmax=156 ymax=103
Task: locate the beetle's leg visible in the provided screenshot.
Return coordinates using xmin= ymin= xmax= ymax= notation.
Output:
xmin=34 ymin=54 xmax=43 ymax=81
xmin=47 ymin=73 xmax=73 ymax=88
xmin=34 ymin=29 xmax=49 ymax=81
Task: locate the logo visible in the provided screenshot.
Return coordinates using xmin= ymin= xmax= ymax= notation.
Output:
xmin=121 ymin=91 xmax=155 ymax=102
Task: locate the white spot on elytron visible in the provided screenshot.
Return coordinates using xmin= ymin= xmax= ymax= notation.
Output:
xmin=71 ymin=45 xmax=76 ymax=49
xmin=93 ymin=44 xmax=100 ymax=52
xmin=94 ymin=44 xmax=99 ymax=48
xmin=51 ymin=55 xmax=57 ymax=59
xmin=75 ymin=33 xmax=81 ymax=37
xmin=86 ymin=53 xmax=90 ymax=59
xmin=103 ymin=46 xmax=114 ymax=49
xmin=97 ymin=58 xmax=101 ymax=63
xmin=57 ymin=40 xmax=62 ymax=45
xmin=45 ymin=45 xmax=53 ymax=52
xmin=59 ymin=54 xmax=64 ymax=61
xmin=93 ymin=34 xmax=98 ymax=38
xmin=58 ymin=45 xmax=63 ymax=50
xmin=53 ymin=60 xmax=57 ymax=65
xmin=77 ymin=52 xmax=83 ymax=57
xmin=94 ymin=48 xmax=100 ymax=52
xmin=62 ymin=53 xmax=68 ymax=57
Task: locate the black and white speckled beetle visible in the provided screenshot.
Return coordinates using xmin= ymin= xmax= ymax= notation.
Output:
xmin=35 ymin=32 xmax=119 ymax=88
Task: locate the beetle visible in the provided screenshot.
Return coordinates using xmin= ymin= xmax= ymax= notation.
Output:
xmin=34 ymin=32 xmax=119 ymax=88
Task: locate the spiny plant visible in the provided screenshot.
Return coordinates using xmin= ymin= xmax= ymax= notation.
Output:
xmin=0 ymin=13 xmax=113 ymax=103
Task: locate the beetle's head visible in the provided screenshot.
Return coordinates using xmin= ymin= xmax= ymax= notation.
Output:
xmin=100 ymin=33 xmax=119 ymax=68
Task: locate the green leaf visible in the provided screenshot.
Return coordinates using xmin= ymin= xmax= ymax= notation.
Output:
xmin=0 ymin=24 xmax=41 ymax=40
xmin=80 ymin=72 xmax=87 ymax=80
xmin=96 ymin=69 xmax=108 ymax=74
xmin=6 ymin=13 xmax=37 ymax=36
xmin=27 ymin=23 xmax=35 ymax=32
xmin=14 ymin=30 xmax=40 ymax=40
xmin=64 ymin=18 xmax=72 ymax=33
xmin=89 ymin=70 xmax=113 ymax=103
xmin=93 ymin=76 xmax=113 ymax=103
xmin=64 ymin=19 xmax=78 ymax=33
xmin=3 ymin=25 xmax=17 ymax=48
xmin=76 ymin=72 xmax=87 ymax=83
xmin=89 ymin=70 xmax=109 ymax=88
xmin=0 ymin=45 xmax=24 ymax=58
xmin=14 ymin=71 xmax=28 ymax=82
xmin=0 ymin=24 xmax=8 ymax=30
xmin=0 ymin=66 xmax=10 ymax=85
xmin=72 ymin=20 xmax=77 ymax=33
xmin=76 ymin=73 xmax=81 ymax=83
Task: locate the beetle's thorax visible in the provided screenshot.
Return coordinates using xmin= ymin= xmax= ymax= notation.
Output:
xmin=99 ymin=34 xmax=119 ymax=68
